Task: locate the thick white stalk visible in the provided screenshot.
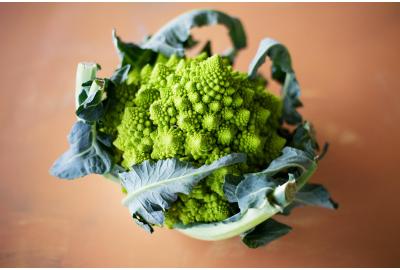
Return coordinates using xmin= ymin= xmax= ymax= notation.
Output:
xmin=75 ymin=62 xmax=98 ymax=109
xmin=176 ymin=162 xmax=317 ymax=241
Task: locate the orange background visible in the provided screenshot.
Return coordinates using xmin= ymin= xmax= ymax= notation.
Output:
xmin=1 ymin=3 xmax=400 ymax=267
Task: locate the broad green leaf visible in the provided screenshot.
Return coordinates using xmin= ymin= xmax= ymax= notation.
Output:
xmin=75 ymin=79 xmax=109 ymax=122
xmin=241 ymin=219 xmax=292 ymax=248
xmin=248 ymin=38 xmax=302 ymax=125
xmin=112 ymin=30 xmax=157 ymax=69
xmin=110 ymin=65 xmax=131 ymax=84
xmin=223 ymin=147 xmax=316 ymax=208
xmin=290 ymin=121 xmax=320 ymax=159
xmin=141 ymin=9 xmax=246 ymax=59
xmin=119 ymin=153 xmax=246 ymax=226
xmin=50 ymin=121 xmax=113 ymax=179
xmin=294 ymin=183 xmax=338 ymax=209
xmin=260 ymin=147 xmax=316 ymax=183
xmin=281 ymin=183 xmax=338 ymax=215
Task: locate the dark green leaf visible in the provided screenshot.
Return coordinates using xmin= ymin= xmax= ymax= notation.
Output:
xmin=112 ymin=29 xmax=157 ymax=68
xmin=75 ymin=79 xmax=109 ymax=122
xmin=248 ymin=38 xmax=302 ymax=125
xmin=133 ymin=213 xmax=154 ymax=234
xmin=225 ymin=147 xmax=317 ymax=214
xmin=200 ymin=40 xmax=212 ymax=57
xmin=50 ymin=121 xmax=112 ymax=179
xmin=281 ymin=183 xmax=338 ymax=215
xmin=141 ymin=9 xmax=246 ymax=59
xmin=183 ymin=34 xmax=199 ymax=49
xmin=110 ymin=65 xmax=131 ymax=84
xmin=260 ymin=147 xmax=316 ymax=180
xmin=241 ymin=219 xmax=292 ymax=248
xmin=294 ymin=183 xmax=338 ymax=209
xmin=119 ymin=153 xmax=246 ymax=226
xmin=290 ymin=121 xmax=319 ymax=159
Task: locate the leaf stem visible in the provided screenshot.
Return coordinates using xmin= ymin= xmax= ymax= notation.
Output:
xmin=176 ymin=164 xmax=317 ymax=241
xmin=75 ymin=62 xmax=98 ymax=109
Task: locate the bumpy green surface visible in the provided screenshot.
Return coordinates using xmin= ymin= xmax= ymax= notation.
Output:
xmin=102 ymin=53 xmax=287 ymax=226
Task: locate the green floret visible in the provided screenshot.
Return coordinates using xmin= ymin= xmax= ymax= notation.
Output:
xmin=164 ymin=166 xmax=241 ymax=228
xmin=113 ymin=106 xmax=155 ymax=168
xmin=185 ymin=132 xmax=213 ymax=161
xmin=111 ymin=53 xmax=287 ymax=225
xmin=151 ymin=128 xmax=185 ymax=159
xmin=99 ymin=82 xmax=137 ymax=137
xmin=164 ymin=186 xmax=231 ymax=228
xmin=134 ymin=85 xmax=160 ymax=108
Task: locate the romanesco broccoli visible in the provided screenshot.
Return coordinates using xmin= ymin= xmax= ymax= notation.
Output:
xmin=107 ymin=53 xmax=286 ymax=226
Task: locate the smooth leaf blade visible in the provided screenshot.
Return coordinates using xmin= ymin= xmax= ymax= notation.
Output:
xmin=112 ymin=30 xmax=157 ymax=68
xmin=141 ymin=9 xmax=246 ymax=58
xmin=119 ymin=153 xmax=246 ymax=226
xmin=261 ymin=147 xmax=315 ymax=178
xmin=295 ymin=183 xmax=338 ymax=209
xmin=50 ymin=121 xmax=113 ymax=179
xmin=110 ymin=64 xmax=131 ymax=84
xmin=241 ymin=219 xmax=292 ymax=248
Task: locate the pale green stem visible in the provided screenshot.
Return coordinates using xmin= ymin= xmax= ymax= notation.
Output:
xmin=176 ymin=163 xmax=317 ymax=241
xmin=75 ymin=62 xmax=98 ymax=109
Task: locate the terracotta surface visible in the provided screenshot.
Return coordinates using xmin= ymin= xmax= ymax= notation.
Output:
xmin=1 ymin=3 xmax=400 ymax=267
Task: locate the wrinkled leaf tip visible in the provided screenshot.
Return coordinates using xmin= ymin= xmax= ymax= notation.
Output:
xmin=316 ymin=142 xmax=329 ymax=161
xmin=48 ymin=163 xmax=76 ymax=180
xmin=330 ymin=198 xmax=339 ymax=210
xmin=49 ymin=164 xmax=61 ymax=179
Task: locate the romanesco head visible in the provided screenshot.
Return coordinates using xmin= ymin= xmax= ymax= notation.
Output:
xmin=107 ymin=53 xmax=287 ymax=225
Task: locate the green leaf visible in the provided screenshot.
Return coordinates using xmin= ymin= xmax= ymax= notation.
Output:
xmin=119 ymin=153 xmax=246 ymax=226
xmin=175 ymin=180 xmax=296 ymax=242
xmin=132 ymin=213 xmax=154 ymax=234
xmin=223 ymin=174 xmax=242 ymax=203
xmin=112 ymin=30 xmax=157 ymax=68
xmin=260 ymin=147 xmax=316 ymax=184
xmin=294 ymin=183 xmax=338 ymax=209
xmin=200 ymin=40 xmax=212 ymax=57
xmin=241 ymin=219 xmax=292 ymax=248
xmin=141 ymin=9 xmax=246 ymax=59
xmin=248 ymin=38 xmax=302 ymax=125
xmin=75 ymin=62 xmax=99 ymax=109
xmin=75 ymin=79 xmax=109 ymax=122
xmin=50 ymin=121 xmax=113 ymax=179
xmin=290 ymin=121 xmax=320 ymax=159
xmin=110 ymin=65 xmax=131 ymax=84
xmin=223 ymin=147 xmax=316 ymax=208
xmin=235 ymin=174 xmax=276 ymax=214
xmin=281 ymin=183 xmax=338 ymax=215
xmin=183 ymin=34 xmax=199 ymax=49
